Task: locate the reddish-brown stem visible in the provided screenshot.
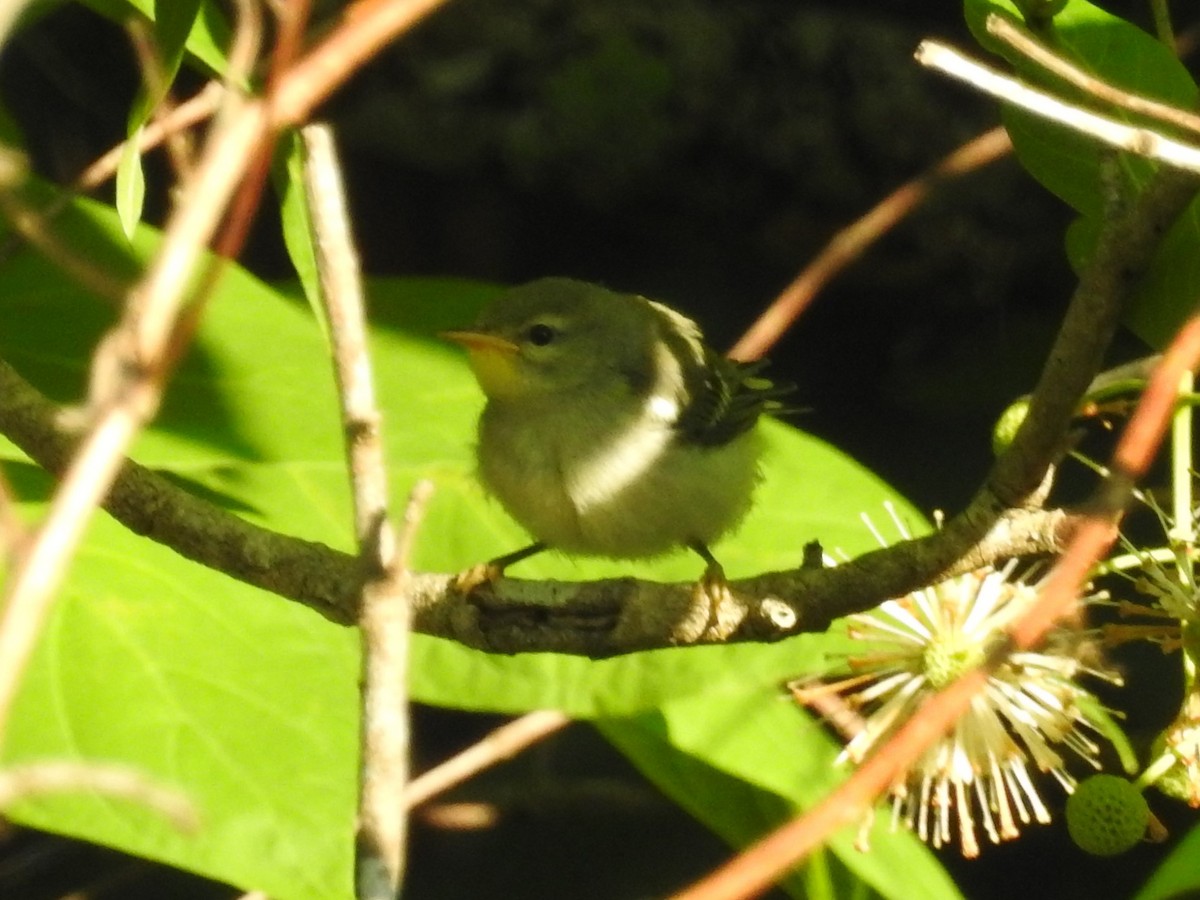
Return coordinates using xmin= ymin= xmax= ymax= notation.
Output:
xmin=729 ymin=126 xmax=1012 ymax=361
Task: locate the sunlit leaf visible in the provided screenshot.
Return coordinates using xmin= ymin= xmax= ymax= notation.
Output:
xmin=115 ymin=125 xmax=146 ymax=238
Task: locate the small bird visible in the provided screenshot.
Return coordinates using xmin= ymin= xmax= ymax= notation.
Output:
xmin=443 ymin=277 xmax=791 ymax=598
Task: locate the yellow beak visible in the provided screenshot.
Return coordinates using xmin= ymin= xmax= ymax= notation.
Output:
xmin=440 ymin=330 xmax=520 ymax=355
xmin=441 ymin=330 xmax=524 ymax=398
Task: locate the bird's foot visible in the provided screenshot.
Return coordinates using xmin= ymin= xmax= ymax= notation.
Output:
xmin=450 ymin=542 xmax=548 ymax=594
xmin=450 ymin=560 xmax=505 ymax=595
xmin=692 ymin=560 xmax=733 ymax=634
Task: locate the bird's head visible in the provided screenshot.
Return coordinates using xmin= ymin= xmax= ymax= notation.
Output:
xmin=443 ymin=277 xmax=660 ymax=403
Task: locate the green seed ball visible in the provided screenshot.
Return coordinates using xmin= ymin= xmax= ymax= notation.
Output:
xmin=1066 ymin=775 xmax=1149 ymax=856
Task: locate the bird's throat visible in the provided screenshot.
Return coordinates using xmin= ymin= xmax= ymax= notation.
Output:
xmin=467 ymin=347 xmax=525 ymax=399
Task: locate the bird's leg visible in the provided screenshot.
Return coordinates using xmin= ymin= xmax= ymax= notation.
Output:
xmin=452 ymin=541 xmax=548 ymax=593
xmin=688 ymin=540 xmax=732 ymax=632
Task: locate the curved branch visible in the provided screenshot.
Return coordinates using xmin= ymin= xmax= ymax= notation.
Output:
xmin=403 ymin=505 xmax=1079 ymax=656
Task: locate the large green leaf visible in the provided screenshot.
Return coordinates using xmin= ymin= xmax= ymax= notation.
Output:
xmin=963 ymin=0 xmax=1200 ymax=348
xmin=0 ymin=194 xmax=930 ymax=896
xmin=3 ymin=497 xmax=361 ymax=899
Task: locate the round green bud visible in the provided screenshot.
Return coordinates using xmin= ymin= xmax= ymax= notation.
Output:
xmin=992 ymin=397 xmax=1030 ymax=457
xmin=1066 ymin=775 xmax=1149 ymax=856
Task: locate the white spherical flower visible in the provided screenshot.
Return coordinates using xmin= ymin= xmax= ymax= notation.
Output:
xmin=793 ymin=506 xmax=1121 ymax=857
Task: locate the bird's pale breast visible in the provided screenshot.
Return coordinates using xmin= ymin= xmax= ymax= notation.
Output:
xmin=479 ymin=393 xmax=762 ymax=558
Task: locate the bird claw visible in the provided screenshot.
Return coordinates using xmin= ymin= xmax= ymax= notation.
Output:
xmin=451 ymin=542 xmax=547 ymax=594
xmin=451 ymin=561 xmax=505 ymax=595
xmin=692 ymin=561 xmax=733 ymax=633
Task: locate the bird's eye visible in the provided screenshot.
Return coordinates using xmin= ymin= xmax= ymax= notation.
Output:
xmin=526 ymin=323 xmax=557 ymax=346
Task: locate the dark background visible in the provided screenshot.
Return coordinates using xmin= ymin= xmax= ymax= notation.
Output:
xmin=0 ymin=1 xmax=1196 ymax=898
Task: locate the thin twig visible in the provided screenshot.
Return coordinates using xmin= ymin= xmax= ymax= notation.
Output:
xmin=0 ymin=356 xmax=362 ymax=621
xmin=301 ymin=122 xmax=413 ymax=900
xmin=671 ymin=313 xmax=1200 ymax=900
xmin=0 ymin=759 xmax=198 ymax=833
xmin=1017 ymin=313 xmax=1200 ymax=643
xmin=155 ymin=0 xmax=269 ymax=373
xmin=357 ymin=486 xmax=425 ymax=900
xmin=988 ymin=166 xmax=1199 ymax=507
xmin=403 ymin=711 xmax=572 ymax=809
xmin=916 ymin=40 xmax=1200 ymax=173
xmin=302 ymin=124 xmax=387 ymax=544
xmin=985 ymin=15 xmax=1200 ymax=138
xmin=729 ymin=126 xmax=1012 ymax=361
xmin=268 ymin=0 xmax=313 ymax=85
xmin=206 ymin=0 xmax=285 ymax=268
xmin=223 ymin=0 xmax=265 ymax=98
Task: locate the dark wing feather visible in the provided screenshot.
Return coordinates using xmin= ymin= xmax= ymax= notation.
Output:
xmin=675 ymin=350 xmax=796 ymax=446
xmin=643 ymin=296 xmax=796 ymax=447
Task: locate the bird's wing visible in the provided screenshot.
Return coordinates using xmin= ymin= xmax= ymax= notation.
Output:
xmin=646 ymin=300 xmax=796 ymax=447
xmin=675 ymin=351 xmax=796 ymax=446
